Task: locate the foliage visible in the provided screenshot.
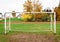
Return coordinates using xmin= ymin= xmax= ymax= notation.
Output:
xmin=23 ymin=0 xmax=42 ymax=12
xmin=33 ymin=13 xmax=51 ymax=22
xmin=21 ymin=14 xmax=34 ymax=21
xmin=23 ymin=0 xmax=33 ymax=12
xmin=54 ymin=7 xmax=60 ymax=21
xmin=21 ymin=13 xmax=51 ymax=22
xmin=41 ymin=14 xmax=51 ymax=22
xmin=33 ymin=0 xmax=42 ymax=12
xmin=23 ymin=0 xmax=42 ymax=21
xmin=33 ymin=13 xmax=42 ymax=21
xmin=54 ymin=2 xmax=60 ymax=21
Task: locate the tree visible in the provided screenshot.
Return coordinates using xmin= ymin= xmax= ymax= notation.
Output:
xmin=33 ymin=0 xmax=42 ymax=21
xmin=23 ymin=0 xmax=42 ymax=12
xmin=23 ymin=0 xmax=42 ymax=21
xmin=54 ymin=1 xmax=60 ymax=21
xmin=23 ymin=0 xmax=33 ymax=12
xmin=33 ymin=0 xmax=42 ymax=12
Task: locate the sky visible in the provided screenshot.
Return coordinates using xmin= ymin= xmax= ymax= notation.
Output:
xmin=0 ymin=0 xmax=59 ymax=14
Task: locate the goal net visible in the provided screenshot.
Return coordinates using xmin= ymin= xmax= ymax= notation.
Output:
xmin=4 ymin=12 xmax=56 ymax=34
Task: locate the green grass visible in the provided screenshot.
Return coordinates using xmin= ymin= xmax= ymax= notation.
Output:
xmin=0 ymin=24 xmax=4 ymax=34
xmin=0 ymin=18 xmax=22 ymax=22
xmin=11 ymin=23 xmax=50 ymax=32
xmin=11 ymin=18 xmax=22 ymax=22
xmin=0 ymin=22 xmax=60 ymax=42
xmin=0 ymin=18 xmax=60 ymax=42
xmin=0 ymin=22 xmax=60 ymax=34
xmin=0 ymin=17 xmax=60 ymax=42
xmin=56 ymin=24 xmax=60 ymax=35
xmin=6 ymin=18 xmax=22 ymax=22
xmin=11 ymin=23 xmax=60 ymax=35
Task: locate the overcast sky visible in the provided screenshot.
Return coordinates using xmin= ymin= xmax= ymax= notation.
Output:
xmin=0 ymin=0 xmax=59 ymax=14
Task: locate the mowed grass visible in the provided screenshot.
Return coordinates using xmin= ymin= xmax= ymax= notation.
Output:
xmin=11 ymin=23 xmax=50 ymax=32
xmin=0 ymin=22 xmax=60 ymax=42
xmin=56 ymin=24 xmax=60 ymax=35
xmin=0 ymin=24 xmax=4 ymax=34
xmin=11 ymin=23 xmax=60 ymax=34
xmin=0 ymin=22 xmax=60 ymax=34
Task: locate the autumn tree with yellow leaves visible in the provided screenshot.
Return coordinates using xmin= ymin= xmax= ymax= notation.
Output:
xmin=32 ymin=0 xmax=42 ymax=21
xmin=23 ymin=0 xmax=33 ymax=12
xmin=23 ymin=0 xmax=42 ymax=12
xmin=22 ymin=0 xmax=42 ymax=21
xmin=33 ymin=0 xmax=42 ymax=12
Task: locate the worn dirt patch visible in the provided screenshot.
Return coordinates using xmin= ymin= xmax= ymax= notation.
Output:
xmin=9 ymin=33 xmax=58 ymax=42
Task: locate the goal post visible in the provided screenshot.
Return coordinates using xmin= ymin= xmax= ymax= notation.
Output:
xmin=4 ymin=13 xmax=11 ymax=34
xmin=4 ymin=12 xmax=56 ymax=34
xmin=4 ymin=12 xmax=22 ymax=34
xmin=54 ymin=12 xmax=56 ymax=33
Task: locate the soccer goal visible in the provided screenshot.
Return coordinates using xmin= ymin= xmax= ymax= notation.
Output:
xmin=4 ymin=12 xmax=56 ymax=34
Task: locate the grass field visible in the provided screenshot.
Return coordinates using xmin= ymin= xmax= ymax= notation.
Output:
xmin=0 ymin=24 xmax=4 ymax=34
xmin=0 ymin=23 xmax=60 ymax=42
xmin=0 ymin=18 xmax=60 ymax=42
xmin=11 ymin=23 xmax=50 ymax=32
xmin=0 ymin=22 xmax=60 ymax=34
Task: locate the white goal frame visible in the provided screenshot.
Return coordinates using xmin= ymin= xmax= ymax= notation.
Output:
xmin=4 ymin=12 xmax=56 ymax=34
